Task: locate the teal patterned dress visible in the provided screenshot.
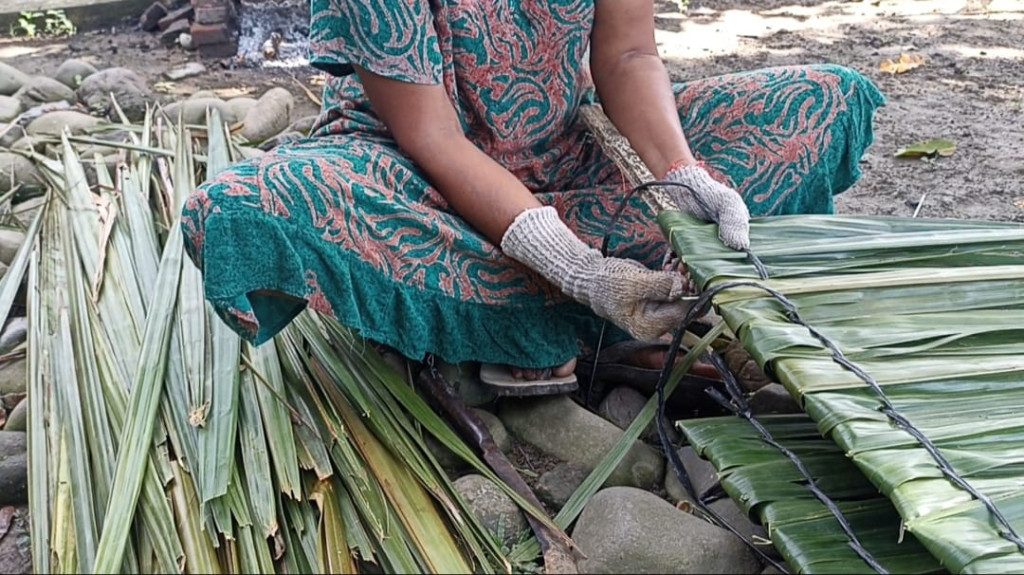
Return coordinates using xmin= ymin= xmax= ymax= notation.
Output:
xmin=180 ymin=0 xmax=885 ymax=369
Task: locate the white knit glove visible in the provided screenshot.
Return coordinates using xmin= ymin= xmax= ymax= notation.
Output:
xmin=664 ymin=163 xmax=750 ymax=250
xmin=501 ymin=206 xmax=692 ymax=341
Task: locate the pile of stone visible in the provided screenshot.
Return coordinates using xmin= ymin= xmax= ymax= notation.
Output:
xmin=421 ymin=356 xmax=798 ymax=574
xmin=140 ymin=0 xmax=240 ymax=58
xmin=0 ymin=56 xmax=316 ymax=158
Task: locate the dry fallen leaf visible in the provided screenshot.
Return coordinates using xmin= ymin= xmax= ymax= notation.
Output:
xmin=880 ymin=53 xmax=926 ymax=75
xmin=1014 ymin=199 xmax=1024 ymax=209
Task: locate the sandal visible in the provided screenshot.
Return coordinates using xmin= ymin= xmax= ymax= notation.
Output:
xmin=478 ymin=363 xmax=579 ymax=397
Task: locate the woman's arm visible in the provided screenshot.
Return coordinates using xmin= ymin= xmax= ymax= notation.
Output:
xmin=356 ymin=66 xmax=540 ymax=245
xmin=590 ymin=0 xmax=696 ymax=179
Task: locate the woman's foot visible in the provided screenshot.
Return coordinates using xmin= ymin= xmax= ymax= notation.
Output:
xmin=510 ymin=358 xmax=577 ymax=381
xmin=478 ymin=359 xmax=579 ymax=397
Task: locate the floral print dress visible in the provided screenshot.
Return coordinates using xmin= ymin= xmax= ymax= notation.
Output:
xmin=180 ymin=0 xmax=885 ymax=368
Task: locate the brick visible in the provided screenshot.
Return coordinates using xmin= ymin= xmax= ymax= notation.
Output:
xmin=196 ymin=41 xmax=239 ymax=59
xmin=157 ymin=4 xmax=194 ymax=31
xmin=190 ymin=22 xmax=233 ymax=46
xmin=139 ymin=2 xmax=169 ymax=32
xmin=195 ymin=4 xmax=235 ymax=25
xmin=160 ymin=18 xmax=191 ymax=47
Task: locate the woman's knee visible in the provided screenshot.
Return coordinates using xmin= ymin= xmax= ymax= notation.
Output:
xmin=807 ymin=63 xmax=886 ymax=126
xmin=180 ymin=162 xmax=261 ymax=268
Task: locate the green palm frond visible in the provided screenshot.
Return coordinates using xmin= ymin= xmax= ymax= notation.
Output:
xmin=660 ymin=210 xmax=1024 ymax=573
xmin=678 ymin=414 xmax=946 ymax=574
xmin=26 ymin=111 xmax=546 ymax=574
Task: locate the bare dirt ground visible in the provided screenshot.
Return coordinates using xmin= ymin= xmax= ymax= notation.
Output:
xmin=2 ymin=0 xmax=1022 ymax=221
xmin=658 ymin=0 xmax=1024 ymax=221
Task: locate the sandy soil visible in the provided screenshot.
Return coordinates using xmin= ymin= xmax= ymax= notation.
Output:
xmin=2 ymin=0 xmax=1022 ymax=221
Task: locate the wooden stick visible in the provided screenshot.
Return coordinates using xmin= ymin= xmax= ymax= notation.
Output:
xmin=577 ymin=104 xmax=675 ymax=213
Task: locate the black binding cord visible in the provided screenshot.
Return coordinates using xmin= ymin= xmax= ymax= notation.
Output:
xmin=591 ymin=175 xmax=1023 ymax=570
xmin=653 ymin=282 xmax=891 ymax=574
xmin=654 ymin=277 xmax=1024 ymax=573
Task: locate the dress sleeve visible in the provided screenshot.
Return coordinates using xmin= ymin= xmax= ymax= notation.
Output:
xmin=308 ymin=0 xmax=443 ymax=84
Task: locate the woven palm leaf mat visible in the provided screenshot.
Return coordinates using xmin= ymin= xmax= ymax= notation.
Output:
xmin=677 ymin=414 xmax=945 ymax=574
xmin=660 ymin=211 xmax=1024 ymax=574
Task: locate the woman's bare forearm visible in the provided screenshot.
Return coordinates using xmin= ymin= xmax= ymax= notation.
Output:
xmin=356 ymin=66 xmax=540 ymax=245
xmin=591 ymin=0 xmax=697 ymax=179
xmin=593 ymin=53 xmax=696 ymax=178
xmin=413 ymin=135 xmax=542 ymax=244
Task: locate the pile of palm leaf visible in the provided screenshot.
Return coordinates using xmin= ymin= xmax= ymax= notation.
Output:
xmin=6 ymin=103 xmax=751 ymax=575
xmin=12 ymin=108 xmax=566 ymax=574
xmin=660 ymin=210 xmax=1024 ymax=573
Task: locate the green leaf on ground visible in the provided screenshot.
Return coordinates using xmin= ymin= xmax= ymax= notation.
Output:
xmin=894 ymin=138 xmax=956 ymax=159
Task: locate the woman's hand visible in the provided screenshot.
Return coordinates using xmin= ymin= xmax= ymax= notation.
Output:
xmin=664 ymin=163 xmax=751 ymax=250
xmin=591 ymin=0 xmax=751 ymax=252
xmin=502 ymin=206 xmax=692 ymax=340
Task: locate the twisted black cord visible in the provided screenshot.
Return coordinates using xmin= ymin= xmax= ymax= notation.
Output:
xmin=592 ymin=175 xmax=1024 ymax=572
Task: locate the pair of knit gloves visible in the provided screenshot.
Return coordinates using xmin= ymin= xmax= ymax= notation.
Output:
xmin=501 ymin=163 xmax=749 ymax=341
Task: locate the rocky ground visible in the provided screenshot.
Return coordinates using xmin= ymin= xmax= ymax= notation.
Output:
xmin=0 ymin=0 xmax=1021 ymax=573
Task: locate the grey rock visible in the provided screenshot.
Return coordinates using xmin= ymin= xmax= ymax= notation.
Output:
xmin=598 ymin=385 xmax=678 ymax=445
xmin=0 ymin=318 xmax=27 ymax=356
xmin=4 ymin=399 xmax=26 ymax=432
xmin=240 ymin=87 xmax=294 ymax=143
xmin=0 ymin=63 xmax=30 ymax=97
xmin=0 ymin=131 xmax=25 ymax=150
xmin=0 ymin=505 xmax=30 ymax=573
xmin=164 ymin=62 xmax=207 ymax=81
xmin=425 ymin=434 xmax=470 ymax=475
xmin=7 ymin=137 xmax=32 ymax=152
xmin=0 ymin=358 xmax=26 ymax=397
xmin=424 ymin=407 xmax=508 ymax=473
xmin=453 ymin=474 xmax=529 ymax=548
xmin=0 ymin=229 xmax=26 ymax=266
xmin=53 ymin=59 xmax=98 ymax=89
xmin=437 ymin=361 xmax=496 ymax=408
xmin=226 ymin=96 xmax=258 ymax=120
xmin=0 ymin=153 xmax=44 ymax=195
xmin=0 ymin=432 xmax=27 ymax=506
xmin=499 ymin=395 xmax=664 ymax=489
xmin=664 ymin=446 xmax=721 ymax=504
xmin=26 ymin=110 xmax=101 ymax=138
xmin=748 ymin=383 xmax=801 ymax=415
xmin=471 ymin=408 xmax=511 ymax=453
xmin=189 ymin=89 xmax=220 ymax=100
xmin=535 ymin=462 xmax=588 ymax=511
xmin=572 ymin=486 xmax=761 ymax=574
xmin=14 ymin=76 xmax=76 ymax=109
xmin=162 ymin=98 xmax=237 ymax=126
xmin=289 ymin=114 xmax=319 ymax=136
xmin=77 ymin=67 xmax=151 ymax=121
xmin=706 ymin=498 xmax=769 ymax=550
xmin=0 ymin=96 xmax=21 ymax=123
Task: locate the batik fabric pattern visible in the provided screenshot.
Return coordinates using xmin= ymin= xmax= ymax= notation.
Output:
xmin=180 ymin=0 xmax=885 ymax=368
